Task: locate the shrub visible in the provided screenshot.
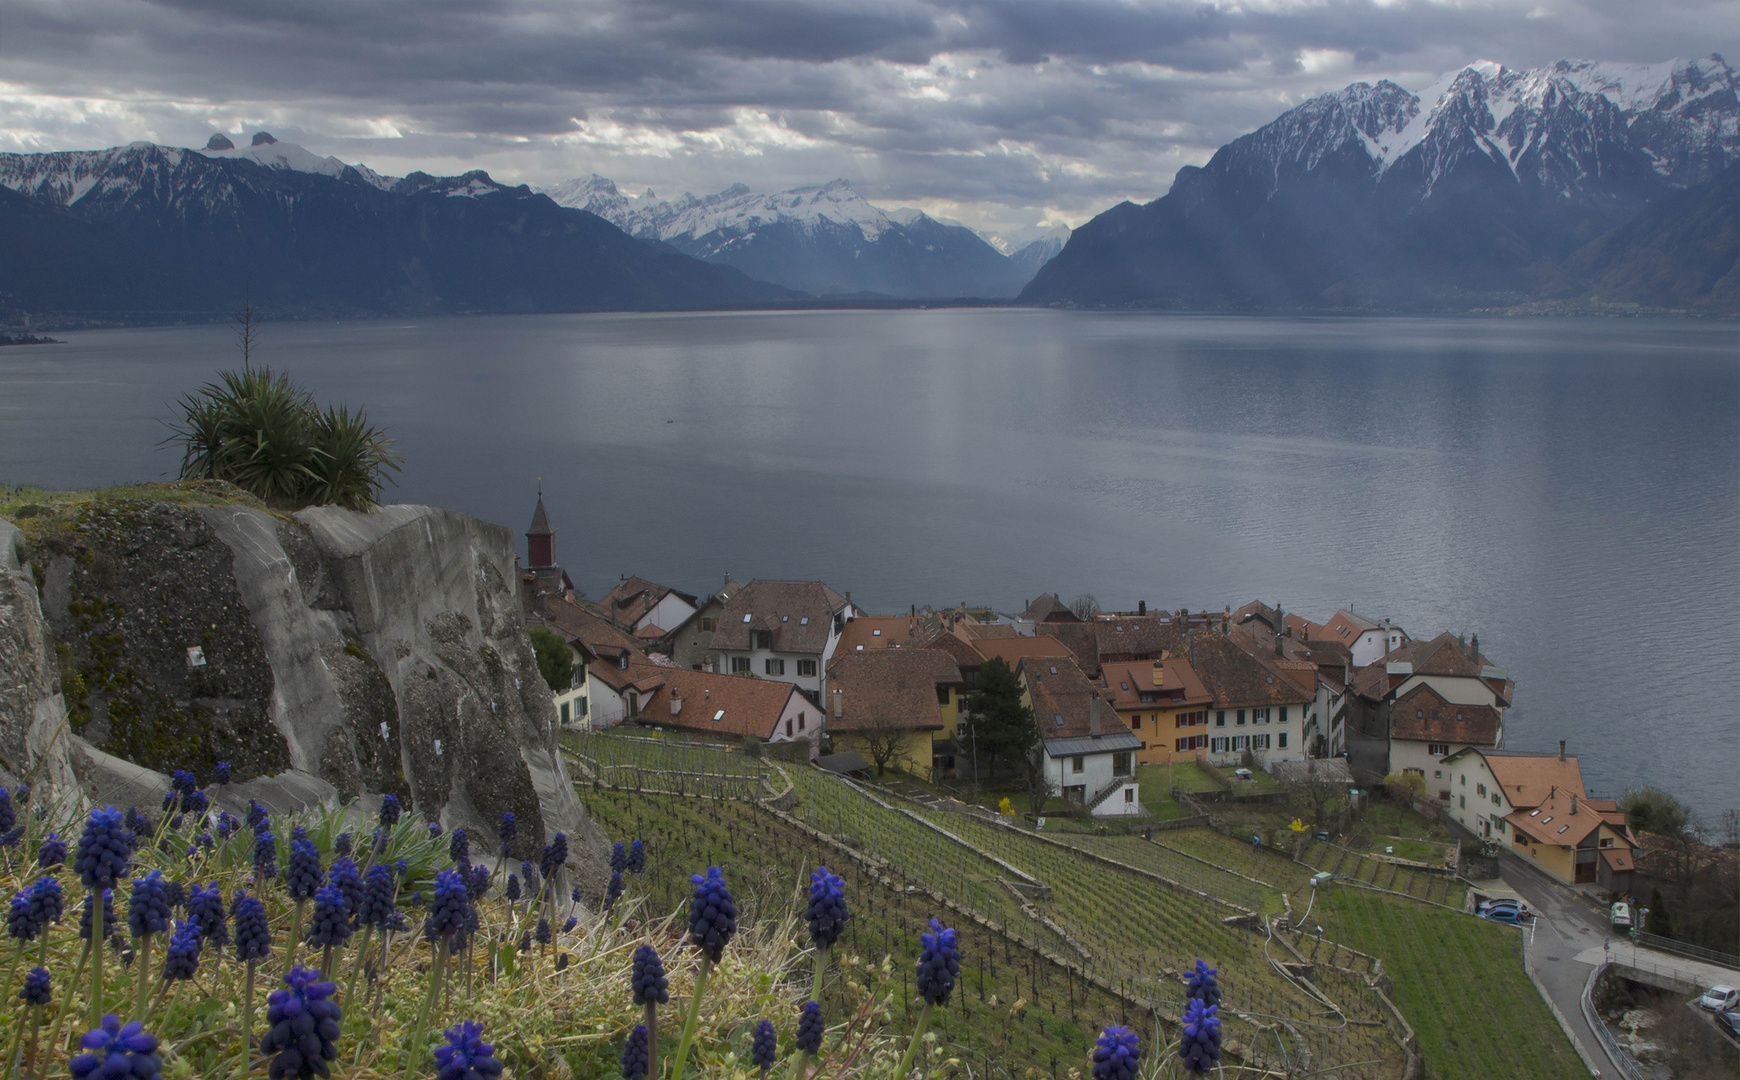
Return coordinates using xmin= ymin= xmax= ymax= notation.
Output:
xmin=1383 ymin=771 xmax=1426 ymax=803
xmin=166 ymin=367 xmax=400 ymax=510
xmin=529 ymin=627 xmax=575 ymax=693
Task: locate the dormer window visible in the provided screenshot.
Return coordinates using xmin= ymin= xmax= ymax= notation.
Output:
xmin=1054 ymin=714 xmax=1064 ymax=727
xmin=1049 ymin=666 xmax=1058 ymax=675
xmin=616 ymin=654 xmax=628 ymax=671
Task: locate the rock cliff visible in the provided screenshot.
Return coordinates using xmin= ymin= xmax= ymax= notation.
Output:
xmin=0 ymin=491 xmax=605 ymax=887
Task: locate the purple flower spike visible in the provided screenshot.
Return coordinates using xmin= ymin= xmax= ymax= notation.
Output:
xmin=1186 ymin=959 xmax=1220 ymax=1008
xmin=260 ymin=965 xmax=342 ymax=1080
xmin=20 ymin=965 xmax=50 ymax=1007
xmin=74 ymin=806 xmax=133 ymax=891
xmin=620 ymin=1023 xmax=649 ymax=1080
xmin=162 ymin=919 xmax=204 ymax=981
xmin=37 ymin=831 xmax=68 ymax=869
xmin=917 ymin=918 xmax=959 ymax=1006
xmin=1093 ymin=1025 xmax=1140 ymax=1080
xmin=232 ymin=891 xmax=273 ymax=962
xmin=436 ymin=1019 xmax=505 ymax=1080
xmin=631 ymin=944 xmax=669 ymax=1006
xmin=805 ymin=866 xmax=848 ymax=951
xmin=71 ymin=1015 xmax=161 ymax=1080
xmin=795 ymin=1001 xmax=824 ymax=1054
xmin=1179 ymin=999 xmax=1221 ymax=1075
xmin=686 ymin=866 xmax=737 ymax=962
xmin=752 ymin=1019 xmax=777 ymax=1071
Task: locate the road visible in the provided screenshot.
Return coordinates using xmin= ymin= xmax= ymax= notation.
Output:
xmin=1500 ymin=858 xmax=1612 ymax=1075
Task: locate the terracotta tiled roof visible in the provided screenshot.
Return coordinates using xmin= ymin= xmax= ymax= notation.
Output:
xmin=1036 ymin=622 xmax=1099 ymax=673
xmin=536 ymin=596 xmax=646 ymax=660
xmin=826 ymin=649 xmax=961 ymax=733
xmin=631 ymin=664 xmax=808 ymax=740
xmin=1388 ymin=683 xmax=1501 ymax=745
xmin=1021 ymin=594 xmax=1080 ymax=623
xmin=1088 ymin=616 xmax=1170 ymax=661
xmin=837 ymin=615 xmax=924 ymax=654
xmin=971 ymin=635 xmax=1075 ymax=669
xmin=1019 ymin=655 xmax=1118 ymax=742
xmin=1315 ymin=609 xmax=1380 ymax=641
xmin=601 ymin=576 xmax=697 ymax=629
xmin=1473 ymin=750 xmax=1586 ymax=811
xmin=710 ymin=580 xmax=850 ymax=654
xmin=1099 ymin=659 xmax=1212 ymax=711
xmin=1507 ymin=790 xmax=1610 ymax=848
xmin=960 ymin=623 xmax=1018 ymax=639
xmin=1600 ymin=848 xmax=1632 ymax=873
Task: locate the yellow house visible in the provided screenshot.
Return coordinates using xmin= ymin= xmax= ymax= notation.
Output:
xmin=1099 ymin=658 xmax=1214 ymax=765
xmin=824 ymin=649 xmax=964 ymax=779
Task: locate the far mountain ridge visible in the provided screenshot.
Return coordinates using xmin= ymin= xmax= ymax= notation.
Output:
xmin=1023 ymin=54 xmax=1739 ymax=312
xmin=546 ymin=174 xmax=1068 ymax=299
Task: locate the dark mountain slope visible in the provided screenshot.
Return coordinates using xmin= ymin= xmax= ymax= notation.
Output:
xmin=1566 ymin=164 xmax=1740 ymax=310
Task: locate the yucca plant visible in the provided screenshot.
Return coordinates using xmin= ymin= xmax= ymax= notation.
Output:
xmin=307 ymin=403 xmax=402 ymax=511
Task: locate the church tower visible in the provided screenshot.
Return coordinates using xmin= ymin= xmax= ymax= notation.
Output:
xmin=527 ymin=487 xmax=554 ymax=569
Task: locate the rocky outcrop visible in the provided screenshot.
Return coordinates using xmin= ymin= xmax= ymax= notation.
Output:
xmin=0 ymin=519 xmax=78 ymax=795
xmin=3 ymin=496 xmax=604 ymax=886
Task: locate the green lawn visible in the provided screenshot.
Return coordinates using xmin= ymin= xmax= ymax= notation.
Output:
xmin=1306 ymin=889 xmax=1585 ymax=1080
xmin=1147 ymin=759 xmax=1224 ymax=794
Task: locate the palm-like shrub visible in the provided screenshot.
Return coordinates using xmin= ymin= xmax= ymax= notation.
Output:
xmin=167 ymin=367 xmax=400 ymax=510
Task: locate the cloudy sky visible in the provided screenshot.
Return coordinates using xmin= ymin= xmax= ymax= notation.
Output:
xmin=1 ymin=0 xmax=1734 ymax=235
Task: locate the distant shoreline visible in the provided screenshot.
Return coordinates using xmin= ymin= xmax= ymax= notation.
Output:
xmin=0 ymin=332 xmax=65 ymax=346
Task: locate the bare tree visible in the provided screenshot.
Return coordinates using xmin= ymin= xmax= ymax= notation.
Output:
xmin=1070 ymin=594 xmax=1101 ymax=620
xmin=1024 ymin=746 xmax=1053 ymax=816
xmin=854 ymin=714 xmax=911 ymax=778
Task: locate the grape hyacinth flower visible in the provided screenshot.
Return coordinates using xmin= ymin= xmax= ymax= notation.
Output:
xmin=752 ymin=1019 xmax=777 ymax=1078
xmin=28 ymin=875 xmax=63 ymax=938
xmin=78 ymin=890 xmax=117 ymax=944
xmin=304 ymin=883 xmax=353 ymax=976
xmin=1179 ymin=999 xmax=1221 ymax=1075
xmin=124 ymin=806 xmax=150 ymax=838
xmin=232 ymin=891 xmax=272 ymax=1059
xmin=284 ymin=833 xmax=323 ymax=970
xmin=0 ymin=825 xmax=24 ymax=849
xmin=1186 ymin=959 xmax=1220 ymax=1008
xmin=184 ymin=789 xmax=209 ymax=817
xmin=497 ymin=812 xmax=515 ymax=856
xmin=214 ymin=761 xmax=232 ymax=785
xmin=22 ymin=963 xmax=50 ymax=1004
xmin=805 ymin=866 xmax=848 ymax=990
xmin=435 ymin=1019 xmax=504 ymax=1080
xmin=520 ymin=860 xmax=538 ymax=902
xmin=504 ymin=876 xmax=520 ymax=903
xmin=628 ymin=839 xmax=646 ymax=874
xmin=896 ymin=919 xmax=960 ymax=1080
xmin=562 ymin=916 xmax=576 ymax=933
xmin=247 ymin=799 xmax=270 ymax=833
xmin=253 ymin=829 xmax=278 ymax=881
xmin=411 ymin=869 xmax=470 ymax=1058
xmin=611 ymin=842 xmax=627 ymax=874
xmin=428 ymin=821 xmax=443 ymax=840
xmin=161 ymin=878 xmax=185 ymax=912
xmin=128 ymin=869 xmax=173 ymax=1018
xmin=670 ymin=866 xmax=737 ymax=1080
xmin=216 ymin=812 xmax=238 ymax=842
xmin=517 ymin=929 xmax=531 ymax=953
xmin=37 ymin=831 xmax=67 ymax=869
xmin=187 ymin=884 xmax=229 ymax=952
xmin=620 ymin=1023 xmax=649 ymax=1080
xmin=260 ymin=965 xmax=342 ymax=1080
xmin=467 ymin=862 xmax=491 ymax=902
xmin=0 ymin=786 xmax=16 ymax=835
xmin=535 ymin=918 xmax=551 ymax=946
xmin=329 ymin=857 xmax=364 ymax=922
xmin=9 ymin=887 xmax=44 ymax=942
xmin=333 ymin=832 xmax=352 ymax=859
xmin=541 ymin=832 xmax=567 ymax=890
xmin=343 ymin=863 xmax=397 ymax=1001
xmin=795 ymin=1001 xmax=824 ymax=1054
xmin=76 ymin=806 xmax=133 ymax=892
xmin=1092 ymin=1025 xmax=1140 ymax=1080
xmin=161 ymin=918 xmax=204 ymax=983
xmin=604 ymin=872 xmax=623 ymax=914
xmin=70 ymin=1015 xmax=161 ymax=1080
xmin=632 ymin=943 xmax=669 ymax=1080
xmin=449 ymin=826 xmax=469 ymax=865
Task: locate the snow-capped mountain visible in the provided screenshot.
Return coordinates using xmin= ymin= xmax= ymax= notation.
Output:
xmin=1024 ymin=54 xmax=1738 ymax=311
xmin=0 ymin=135 xmax=795 ymax=323
xmin=548 ymin=175 xmax=1058 ymax=298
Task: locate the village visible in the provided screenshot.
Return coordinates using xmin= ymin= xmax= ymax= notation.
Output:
xmin=516 ymin=493 xmax=1643 ymax=899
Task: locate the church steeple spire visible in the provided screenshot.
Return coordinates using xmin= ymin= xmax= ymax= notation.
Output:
xmin=527 ymin=483 xmax=554 ymax=569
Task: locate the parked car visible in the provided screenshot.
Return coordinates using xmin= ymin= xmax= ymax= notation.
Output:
xmin=1477 ymin=898 xmax=1530 ymax=920
xmin=1477 ymin=906 xmax=1531 ymax=925
xmin=1609 ymin=901 xmax=1631 ymax=930
xmin=1698 ymin=986 xmax=1739 ymax=1011
xmin=1715 ymin=1009 xmax=1740 ymax=1040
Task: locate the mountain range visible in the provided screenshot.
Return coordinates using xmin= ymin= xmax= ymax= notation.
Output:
xmin=0 ymin=133 xmax=797 ymax=324
xmin=1024 ymin=55 xmax=1739 ymax=312
xmin=545 ymin=176 xmax=1067 ymax=299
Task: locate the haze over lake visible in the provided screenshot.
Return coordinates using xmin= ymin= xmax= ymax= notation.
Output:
xmin=2 ymin=310 xmax=1734 ymax=817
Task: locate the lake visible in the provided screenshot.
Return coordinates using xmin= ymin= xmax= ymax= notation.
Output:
xmin=2 ymin=310 xmax=1735 ymax=818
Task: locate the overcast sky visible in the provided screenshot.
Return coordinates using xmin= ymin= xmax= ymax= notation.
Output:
xmin=1 ymin=0 xmax=1734 ymax=235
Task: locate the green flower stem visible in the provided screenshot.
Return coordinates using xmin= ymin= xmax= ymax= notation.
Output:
xmin=814 ymin=947 xmax=827 ymax=999
xmin=320 ymin=943 xmax=335 ymax=981
xmin=240 ymin=959 xmax=257 ymax=1062
xmin=88 ymin=896 xmax=104 ymax=1027
xmin=343 ymin=924 xmax=374 ymax=1002
xmin=400 ymin=937 xmax=448 ymax=1080
xmin=4 ymin=999 xmax=27 ymax=1075
xmin=644 ymin=1002 xmax=659 ymax=1080
xmin=24 ymin=1005 xmax=41 ymax=1077
xmin=668 ymin=956 xmax=713 ymax=1080
xmin=283 ymin=900 xmax=305 ymax=976
xmin=48 ymin=935 xmax=91 ymax=1056
xmin=890 ymin=1002 xmax=934 ymax=1080
xmin=788 ymin=1049 xmax=810 ymax=1080
xmin=1 ymin=939 xmax=25 ymax=1014
xmin=134 ymin=933 xmax=154 ymax=1020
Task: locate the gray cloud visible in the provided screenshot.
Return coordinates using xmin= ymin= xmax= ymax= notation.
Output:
xmin=0 ymin=0 xmax=1734 ymax=232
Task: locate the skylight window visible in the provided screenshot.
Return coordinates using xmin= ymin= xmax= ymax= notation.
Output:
xmin=713 ymin=710 xmax=725 ymax=722
xmin=1529 ymin=810 xmax=1540 ymax=817
xmin=1054 ymin=714 xmax=1064 ymax=727
xmin=855 ymin=645 xmax=864 ymax=651
xmin=742 ymin=614 xmax=752 ymax=623
xmin=1557 ymin=825 xmax=1569 ymax=834
xmin=872 ymin=629 xmax=882 ymax=636
xmin=1120 ymin=682 xmax=1128 ymax=691
xmin=782 ymin=615 xmax=789 ymax=622
xmin=800 ymin=617 xmax=809 ymax=626
xmin=1049 ymin=666 xmax=1058 ymax=675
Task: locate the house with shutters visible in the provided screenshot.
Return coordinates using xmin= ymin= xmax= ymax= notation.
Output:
xmin=666 ymin=575 xmax=744 ymax=671
xmin=824 ymin=649 xmax=966 ymax=779
xmin=1439 ymin=743 xmax=1636 ymax=891
xmin=1098 ymin=658 xmax=1214 ymax=766
xmin=629 ymin=664 xmax=820 ymax=757
xmin=1230 ymin=601 xmax=1353 ymax=758
xmin=1018 ymin=656 xmax=1142 ymax=816
xmin=1348 ymin=632 xmax=1512 ymax=783
xmin=705 ymin=579 xmax=861 ymax=705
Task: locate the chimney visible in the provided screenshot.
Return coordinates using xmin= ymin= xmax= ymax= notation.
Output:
xmin=1570 ymin=795 xmax=1578 ymax=815
xmin=911 ymin=604 xmax=917 ymax=617
xmin=1275 ymin=631 xmax=1284 ymax=657
xmin=1152 ymin=660 xmax=1164 ymax=688
xmin=1138 ymin=600 xmax=1146 ymax=615
xmin=1558 ymin=740 xmax=1565 ymax=762
xmin=1471 ymin=633 xmax=1480 ymax=656
xmin=670 ymin=691 xmax=683 ymax=717
xmin=1089 ymin=696 xmax=1103 ymax=738
xmin=832 ymin=688 xmax=843 ymax=720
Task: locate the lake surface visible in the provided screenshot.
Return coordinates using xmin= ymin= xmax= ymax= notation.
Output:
xmin=2 ymin=310 xmax=1735 ymax=818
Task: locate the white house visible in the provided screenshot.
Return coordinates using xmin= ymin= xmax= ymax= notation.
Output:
xmin=599 ymin=576 xmax=700 ymax=639
xmin=533 ymin=595 xmax=662 ymax=730
xmin=705 ymin=580 xmax=861 ymax=705
xmin=1020 ymin=657 xmax=1142 ymax=817
xmin=1310 ymin=610 xmax=1408 ymax=669
xmin=630 ymin=665 xmax=822 ymax=758
xmin=1349 ymin=632 xmax=1512 ymax=783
